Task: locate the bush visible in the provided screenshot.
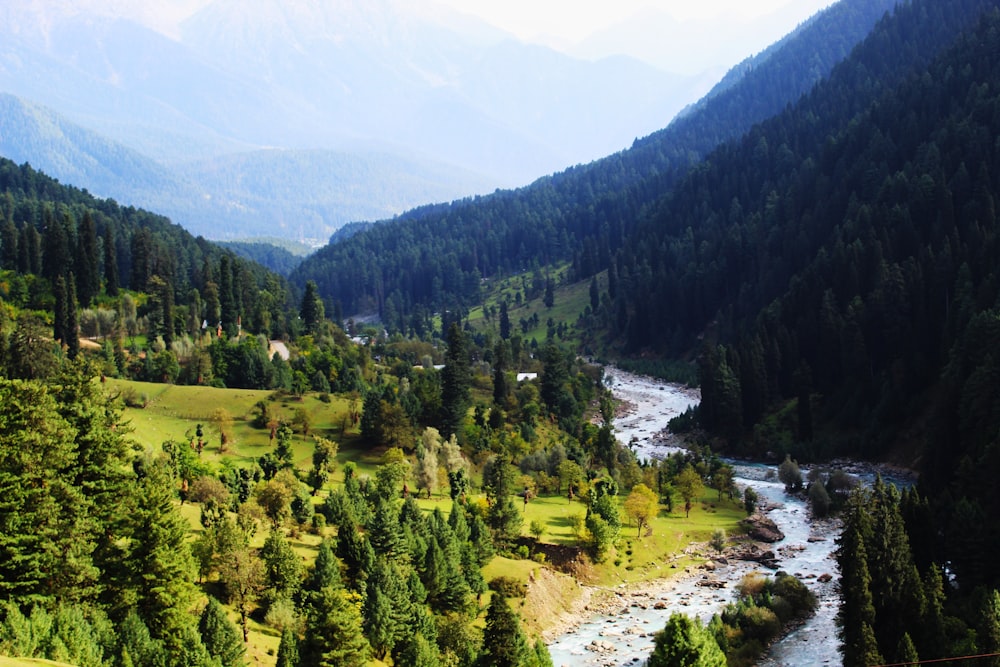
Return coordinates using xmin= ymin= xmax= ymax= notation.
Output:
xmin=739 ymin=605 xmax=781 ymax=642
xmin=808 ymin=480 xmax=831 ymax=517
xmin=771 ymin=572 xmax=816 ymax=617
xmin=778 ymin=455 xmax=803 ymax=492
xmin=488 ymin=576 xmax=526 ymax=598
xmin=736 ymin=572 xmax=769 ymax=601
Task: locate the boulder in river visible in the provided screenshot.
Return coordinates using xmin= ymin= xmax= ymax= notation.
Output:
xmin=742 ymin=513 xmax=785 ymax=542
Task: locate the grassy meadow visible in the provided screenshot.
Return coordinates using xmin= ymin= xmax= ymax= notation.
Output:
xmin=105 ymin=378 xmax=745 ymax=664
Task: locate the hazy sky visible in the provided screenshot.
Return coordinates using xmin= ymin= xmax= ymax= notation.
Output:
xmin=436 ymin=0 xmax=832 ymax=41
xmin=435 ymin=0 xmax=834 ymax=72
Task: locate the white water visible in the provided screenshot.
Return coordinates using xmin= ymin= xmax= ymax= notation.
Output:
xmin=546 ymin=370 xmax=842 ymax=667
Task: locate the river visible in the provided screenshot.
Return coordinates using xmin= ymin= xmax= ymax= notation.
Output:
xmin=546 ymin=369 xmax=843 ymax=667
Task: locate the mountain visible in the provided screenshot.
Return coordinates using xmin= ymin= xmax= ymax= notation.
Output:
xmin=291 ymin=0 xmax=899 ymax=321
xmin=0 ymin=94 xmax=495 ymax=242
xmin=0 ymin=0 xmax=714 ymax=241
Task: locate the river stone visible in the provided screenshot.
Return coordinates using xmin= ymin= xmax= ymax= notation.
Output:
xmin=742 ymin=513 xmax=785 ymax=542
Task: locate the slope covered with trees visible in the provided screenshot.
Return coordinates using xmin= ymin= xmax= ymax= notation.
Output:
xmin=291 ymin=0 xmax=898 ymax=325
xmin=607 ymin=0 xmax=1000 ymax=457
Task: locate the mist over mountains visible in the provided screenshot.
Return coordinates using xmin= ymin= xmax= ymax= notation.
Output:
xmin=0 ymin=0 xmax=721 ymax=242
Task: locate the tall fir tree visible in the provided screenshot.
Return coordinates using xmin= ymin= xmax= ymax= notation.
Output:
xmin=300 ymin=584 xmax=370 ymax=667
xmin=65 ymin=273 xmax=79 ymax=360
xmin=440 ymin=322 xmax=471 ymax=438
xmin=198 ymin=597 xmax=246 ymax=667
xmin=478 ymin=593 xmax=531 ymax=667
xmin=103 ymin=223 xmax=119 ymax=296
xmin=75 ymin=211 xmax=100 ymax=307
xmin=276 ymin=626 xmax=299 ymax=667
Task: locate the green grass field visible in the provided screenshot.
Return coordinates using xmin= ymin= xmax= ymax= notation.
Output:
xmin=99 ymin=378 xmax=744 ymax=666
xmin=464 ymin=265 xmax=597 ymax=348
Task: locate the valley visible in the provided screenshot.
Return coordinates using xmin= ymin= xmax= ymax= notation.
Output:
xmin=2 ymin=0 xmax=1000 ymax=666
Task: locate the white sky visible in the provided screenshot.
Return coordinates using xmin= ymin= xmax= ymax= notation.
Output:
xmin=434 ymin=0 xmax=833 ymax=45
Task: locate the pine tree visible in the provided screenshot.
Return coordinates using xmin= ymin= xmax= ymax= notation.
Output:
xmin=979 ymin=589 xmax=1000 ymax=667
xmin=306 ymin=539 xmax=342 ymax=594
xmin=838 ymin=491 xmax=878 ymax=667
xmin=300 ymin=280 xmax=325 ymax=334
xmin=478 ymin=593 xmax=531 ymax=667
xmin=53 ymin=274 xmax=69 ymax=346
xmin=647 ymin=613 xmax=725 ymax=667
xmin=103 ymin=223 xmax=119 ymax=296
xmin=499 ymin=300 xmax=511 ymax=340
xmin=0 ymin=214 xmax=17 ymax=270
xmin=895 ymin=632 xmax=919 ymax=666
xmin=198 ymin=597 xmax=246 ymax=667
xmin=42 ymin=209 xmax=70 ymax=282
xmin=260 ymin=530 xmax=303 ymax=610
xmin=219 ymin=255 xmax=238 ymax=336
xmin=440 ymin=323 xmax=472 ymax=438
xmin=363 ymin=560 xmax=411 ymax=660
xmin=393 ymin=632 xmax=441 ymax=667
xmin=65 ymin=273 xmax=80 ymax=360
xmin=276 ymin=626 xmax=299 ymax=667
xmin=122 ymin=462 xmax=199 ymax=646
xmin=0 ymin=379 xmax=94 ymax=604
xmin=301 ymin=585 xmax=370 ymax=667
xmin=75 ymin=211 xmax=99 ymax=307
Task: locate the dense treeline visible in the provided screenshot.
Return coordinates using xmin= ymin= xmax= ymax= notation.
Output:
xmin=0 ymin=157 xmax=312 ymax=391
xmin=837 ymin=479 xmax=1000 ymax=666
xmin=611 ymin=0 xmax=1000 ymax=454
xmin=0 ymin=157 xmax=295 ymax=341
xmin=219 ymin=240 xmax=305 ymax=277
xmin=291 ymin=0 xmax=896 ymax=327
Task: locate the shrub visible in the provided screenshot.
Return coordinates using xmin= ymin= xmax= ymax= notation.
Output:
xmin=739 ymin=605 xmax=781 ymax=642
xmin=488 ymin=576 xmax=526 ymax=598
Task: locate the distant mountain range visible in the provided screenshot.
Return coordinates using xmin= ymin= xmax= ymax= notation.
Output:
xmin=0 ymin=0 xmax=716 ymax=242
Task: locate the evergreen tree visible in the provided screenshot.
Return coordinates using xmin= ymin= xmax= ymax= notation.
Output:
xmin=42 ymin=209 xmax=71 ymax=282
xmin=499 ymin=300 xmax=511 ymax=340
xmin=305 ymin=539 xmax=342 ymax=594
xmin=103 ymin=223 xmax=119 ymax=296
xmin=979 ymin=589 xmax=1000 ymax=667
xmin=440 ymin=322 xmax=472 ymax=438
xmin=198 ymin=597 xmax=246 ymax=667
xmin=219 ymin=255 xmax=238 ymax=336
xmin=483 ymin=457 xmax=523 ymax=548
xmin=0 ymin=379 xmax=95 ymax=605
xmin=422 ymin=522 xmax=471 ymax=613
xmin=647 ymin=613 xmax=725 ymax=667
xmin=76 ymin=211 xmax=100 ymax=307
xmin=117 ymin=610 xmax=168 ymax=667
xmin=53 ymin=274 xmax=69 ymax=346
xmin=0 ymin=213 xmax=16 ymax=270
xmin=276 ymin=626 xmax=299 ymax=667
xmin=300 ymin=585 xmax=369 ymax=667
xmin=300 ymin=280 xmax=324 ymax=335
xmin=478 ymin=593 xmax=531 ymax=667
xmin=65 ymin=273 xmax=80 ymax=360
xmin=493 ymin=339 xmax=510 ymax=406
xmin=121 ymin=461 xmax=200 ymax=647
xmin=839 ymin=491 xmax=878 ymax=667
xmin=260 ymin=530 xmax=304 ymax=611
xmin=895 ymin=632 xmax=919 ymax=666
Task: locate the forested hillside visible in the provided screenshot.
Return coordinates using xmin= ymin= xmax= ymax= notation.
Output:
xmin=291 ymin=0 xmax=898 ymax=325
xmin=602 ymin=5 xmax=1000 ymax=660
xmin=608 ymin=0 xmax=1000 ymax=456
xmin=0 ymin=157 xmax=303 ymax=385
